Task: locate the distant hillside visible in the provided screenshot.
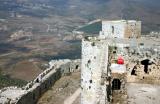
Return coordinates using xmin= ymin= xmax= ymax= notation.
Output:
xmin=76 ymin=21 xmax=102 ymax=34
xmin=0 ymin=0 xmax=159 ymax=33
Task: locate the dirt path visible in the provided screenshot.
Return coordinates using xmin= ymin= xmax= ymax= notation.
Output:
xmin=64 ymin=88 xmax=80 ymax=104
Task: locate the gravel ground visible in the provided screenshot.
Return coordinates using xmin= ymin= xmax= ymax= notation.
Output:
xmin=127 ymin=83 xmax=160 ymax=104
xmin=37 ymin=72 xmax=80 ymax=104
xmin=38 ymin=73 xmax=160 ymax=104
xmin=64 ymin=88 xmax=80 ymax=104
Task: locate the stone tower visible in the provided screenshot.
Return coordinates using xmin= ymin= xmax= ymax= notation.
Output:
xmin=81 ymin=20 xmax=142 ymax=104
xmin=100 ymin=20 xmax=141 ymax=39
xmin=81 ymin=37 xmax=109 ymax=104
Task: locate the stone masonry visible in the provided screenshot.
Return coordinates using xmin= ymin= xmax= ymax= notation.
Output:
xmin=81 ymin=20 xmax=160 ymax=104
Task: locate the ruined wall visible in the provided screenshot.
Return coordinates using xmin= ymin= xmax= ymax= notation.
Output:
xmin=106 ymin=38 xmax=160 ymax=85
xmin=127 ymin=59 xmax=160 ymax=84
xmin=0 ymin=59 xmax=81 ymax=104
xmin=16 ymin=69 xmax=62 ymax=104
xmin=121 ymin=45 xmax=160 ymax=84
xmin=81 ymin=37 xmax=109 ymax=104
xmin=16 ymin=59 xmax=81 ymax=104
xmin=124 ymin=21 xmax=141 ymax=38
xmin=81 ymin=35 xmax=159 ymax=104
xmin=106 ymin=37 xmax=159 ymax=104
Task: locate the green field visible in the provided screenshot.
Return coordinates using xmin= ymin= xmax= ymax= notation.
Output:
xmin=0 ymin=71 xmax=27 ymax=89
xmin=76 ymin=21 xmax=102 ymax=34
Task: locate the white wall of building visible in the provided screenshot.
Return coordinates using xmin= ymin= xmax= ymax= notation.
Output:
xmin=102 ymin=20 xmax=126 ymax=38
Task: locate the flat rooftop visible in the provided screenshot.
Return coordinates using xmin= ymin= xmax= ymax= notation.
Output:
xmin=83 ymin=36 xmax=160 ymax=47
xmin=102 ymin=19 xmax=141 ymax=23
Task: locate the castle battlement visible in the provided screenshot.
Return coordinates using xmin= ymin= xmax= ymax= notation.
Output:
xmin=0 ymin=59 xmax=81 ymax=104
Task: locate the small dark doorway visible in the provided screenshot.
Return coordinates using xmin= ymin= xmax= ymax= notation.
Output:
xmin=112 ymin=79 xmax=121 ymax=90
xmin=141 ymin=59 xmax=152 ymax=73
xmin=76 ymin=65 xmax=79 ymax=69
xmin=36 ymin=78 xmax=39 ymax=83
xmin=131 ymin=66 xmax=137 ymax=75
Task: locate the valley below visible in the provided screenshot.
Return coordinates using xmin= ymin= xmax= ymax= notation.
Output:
xmin=0 ymin=0 xmax=160 ymax=88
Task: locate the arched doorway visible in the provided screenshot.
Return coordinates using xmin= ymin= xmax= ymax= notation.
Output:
xmin=112 ymin=79 xmax=121 ymax=90
xmin=131 ymin=66 xmax=137 ymax=75
xmin=141 ymin=59 xmax=153 ymax=73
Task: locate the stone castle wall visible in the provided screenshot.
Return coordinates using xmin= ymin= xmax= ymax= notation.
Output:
xmin=81 ymin=37 xmax=109 ymax=104
xmin=0 ymin=59 xmax=81 ymax=104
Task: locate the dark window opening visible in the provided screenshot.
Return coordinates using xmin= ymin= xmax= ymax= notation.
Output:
xmin=88 ymin=60 xmax=91 ymax=64
xmin=89 ymin=80 xmax=92 ymax=83
xmin=140 ymin=43 xmax=144 ymax=46
xmin=91 ymin=42 xmax=95 ymax=46
xmin=131 ymin=69 xmax=136 ymax=75
xmin=89 ymin=86 xmax=91 ymax=89
xmin=141 ymin=59 xmax=152 ymax=73
xmin=112 ymin=79 xmax=121 ymax=90
xmin=112 ymin=26 xmax=114 ymax=34
xmin=36 ymin=78 xmax=39 ymax=83
xmin=29 ymin=84 xmax=32 ymax=88
xmin=114 ymin=46 xmax=117 ymax=50
xmin=131 ymin=66 xmax=137 ymax=76
xmin=76 ymin=65 xmax=79 ymax=69
xmin=113 ymin=51 xmax=116 ymax=54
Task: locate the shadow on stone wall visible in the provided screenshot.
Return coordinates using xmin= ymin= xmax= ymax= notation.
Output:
xmin=16 ymin=59 xmax=81 ymax=104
